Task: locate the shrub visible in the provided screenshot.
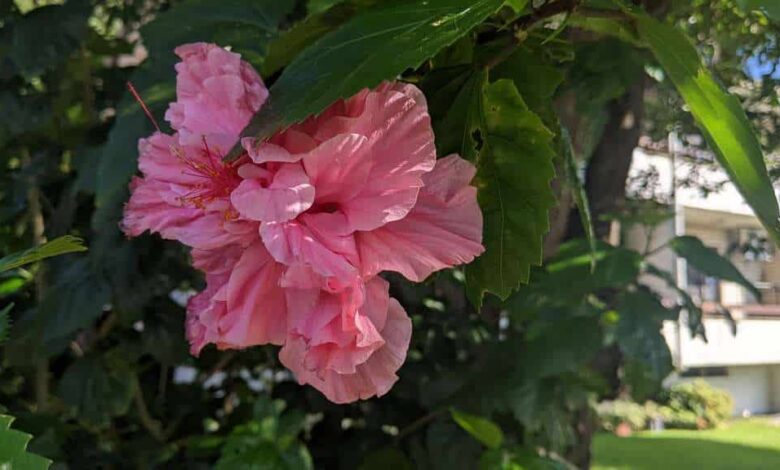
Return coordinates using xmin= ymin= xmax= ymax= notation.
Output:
xmin=596 ymin=400 xmax=648 ymax=432
xmin=661 ymin=380 xmax=734 ymax=429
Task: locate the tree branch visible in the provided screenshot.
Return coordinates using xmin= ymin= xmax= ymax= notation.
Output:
xmin=484 ymin=0 xmax=583 ymax=70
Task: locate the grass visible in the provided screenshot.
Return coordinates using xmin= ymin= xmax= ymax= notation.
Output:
xmin=593 ymin=418 xmax=780 ymax=470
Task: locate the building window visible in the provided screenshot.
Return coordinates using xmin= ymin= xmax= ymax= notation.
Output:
xmin=687 ymin=263 xmax=720 ymax=303
xmin=680 ymin=367 xmax=729 ymax=378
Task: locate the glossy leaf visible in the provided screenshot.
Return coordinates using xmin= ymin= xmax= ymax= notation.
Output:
xmin=636 ymin=15 xmax=780 ymax=246
xmin=451 ymin=408 xmax=504 ymax=449
xmin=423 ymin=67 xmax=487 ymax=160
xmin=230 ymin=0 xmax=504 ymax=158
xmin=262 ymin=0 xmax=378 ymax=77
xmin=465 ymin=80 xmax=556 ymax=306
xmin=0 ymin=236 xmax=87 ymax=273
xmin=0 ymin=415 xmax=52 ymax=470
xmin=670 ymin=235 xmax=760 ymax=300
xmin=561 ymin=128 xmax=596 ymax=268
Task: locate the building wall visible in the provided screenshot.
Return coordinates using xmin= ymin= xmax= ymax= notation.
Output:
xmin=770 ymin=365 xmax=780 ymax=411
xmin=677 ymin=318 xmax=780 ymax=367
xmin=668 ymin=365 xmax=773 ymax=416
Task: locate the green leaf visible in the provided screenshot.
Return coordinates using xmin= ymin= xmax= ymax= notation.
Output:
xmin=480 ymin=447 xmax=569 ymax=470
xmin=231 ymin=0 xmax=504 ymax=158
xmin=141 ymin=0 xmax=295 ymax=69
xmin=644 ymin=263 xmax=706 ymax=340
xmin=2 ymin=0 xmax=91 ymax=77
xmin=636 ymin=15 xmax=780 ymax=246
xmin=615 ymin=290 xmax=676 ymax=399
xmin=669 ymin=235 xmax=760 ymax=300
xmin=736 ymin=0 xmax=780 ymax=22
xmin=426 ymin=419 xmax=484 ymax=470
xmin=490 ymin=45 xmax=565 ymax=121
xmin=57 ymin=357 xmax=135 ymax=426
xmin=423 ymin=68 xmax=487 ymax=160
xmin=465 ymin=80 xmax=556 ymax=306
xmin=522 ymin=315 xmax=603 ymax=379
xmin=0 ymin=415 xmax=52 ymax=470
xmin=561 ymin=128 xmax=596 ymax=269
xmin=0 ymin=303 xmax=12 ymax=345
xmin=0 ymin=236 xmax=87 ymax=273
xmin=451 ymin=408 xmax=504 ymax=449
xmin=216 ymin=398 xmax=313 ymax=470
xmin=567 ymin=14 xmax=642 ymax=46
xmin=262 ymin=0 xmax=378 ymax=77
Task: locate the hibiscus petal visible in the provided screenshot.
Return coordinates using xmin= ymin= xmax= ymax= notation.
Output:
xmin=219 ymin=241 xmax=288 ymax=347
xmin=302 ymin=133 xmax=371 ymax=204
xmin=241 ymin=139 xmax=303 ymax=163
xmin=282 ymin=278 xmax=388 ymax=377
xmin=191 ymin=245 xmax=244 ymax=274
xmin=280 ymin=296 xmax=411 ymax=404
xmin=294 ymin=83 xmax=435 ymax=232
xmin=356 ymin=155 xmax=484 ymax=281
xmin=122 ymin=177 xmax=201 ymax=237
xmin=186 ymin=272 xmax=230 ymax=356
xmin=261 ymin=219 xmax=359 ymax=288
xmin=165 ymin=42 xmax=268 ymax=137
xmin=231 ymin=163 xmax=314 ymax=223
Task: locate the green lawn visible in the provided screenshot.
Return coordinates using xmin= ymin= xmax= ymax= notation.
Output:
xmin=593 ymin=418 xmax=780 ymax=470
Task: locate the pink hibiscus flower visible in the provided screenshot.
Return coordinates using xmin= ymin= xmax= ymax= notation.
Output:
xmin=122 ymin=42 xmax=484 ymax=404
xmin=122 ymin=43 xmax=266 ymax=249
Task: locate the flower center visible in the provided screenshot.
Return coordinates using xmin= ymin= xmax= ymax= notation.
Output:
xmin=174 ymin=136 xmax=242 ymax=209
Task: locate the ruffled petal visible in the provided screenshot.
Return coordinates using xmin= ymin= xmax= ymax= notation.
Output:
xmin=230 ymin=162 xmax=314 ymax=223
xmin=186 ymin=272 xmax=230 ymax=356
xmin=291 ymin=83 xmax=435 ymax=232
xmin=302 ymin=133 xmax=371 ymax=205
xmin=165 ymin=42 xmax=268 ymax=137
xmin=191 ymin=245 xmax=244 ymax=274
xmin=220 ymin=241 xmax=287 ymax=347
xmin=241 ymin=140 xmax=303 ymax=164
xmin=122 ymin=177 xmax=201 ymax=237
xmin=355 ymin=155 xmax=484 ymax=281
xmin=280 ymin=294 xmax=411 ymax=404
xmin=260 ymin=218 xmax=359 ymax=288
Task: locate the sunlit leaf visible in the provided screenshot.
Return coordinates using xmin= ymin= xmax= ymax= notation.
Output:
xmin=669 ymin=235 xmax=760 ymax=300
xmin=230 ymin=0 xmax=504 ymax=158
xmin=451 ymin=408 xmax=504 ymax=449
xmin=466 ymin=80 xmax=556 ymax=306
xmin=637 ymin=14 xmax=780 ymax=246
xmin=0 ymin=414 xmax=52 ymax=470
xmin=0 ymin=236 xmax=87 ymax=273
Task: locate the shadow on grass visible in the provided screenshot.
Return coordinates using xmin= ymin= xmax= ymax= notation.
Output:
xmin=593 ymin=434 xmax=780 ymax=470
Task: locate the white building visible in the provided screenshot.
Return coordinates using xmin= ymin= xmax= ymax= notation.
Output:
xmin=625 ymin=146 xmax=780 ymax=416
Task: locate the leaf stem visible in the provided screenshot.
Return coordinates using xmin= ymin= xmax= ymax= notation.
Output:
xmin=394 ymin=408 xmax=446 ymax=442
xmin=484 ymin=0 xmax=583 ymax=70
xmin=133 ymin=378 xmax=165 ymax=442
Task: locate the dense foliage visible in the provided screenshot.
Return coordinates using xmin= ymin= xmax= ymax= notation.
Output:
xmin=0 ymin=0 xmax=777 ymax=468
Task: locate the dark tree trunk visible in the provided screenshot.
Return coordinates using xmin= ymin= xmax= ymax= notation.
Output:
xmin=567 ymin=77 xmax=646 ymax=241
xmin=563 ymin=78 xmax=646 ymax=470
